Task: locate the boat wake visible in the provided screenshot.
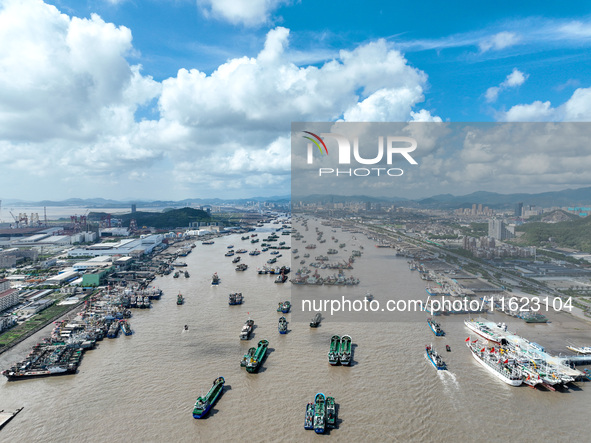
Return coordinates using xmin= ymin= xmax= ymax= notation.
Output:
xmin=438 ymin=370 xmax=460 ymax=389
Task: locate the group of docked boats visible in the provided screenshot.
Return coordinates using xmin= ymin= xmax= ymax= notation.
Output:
xmin=464 ymin=319 xmax=583 ymax=389
xmin=304 ymin=393 xmax=337 ymax=434
xmin=327 ymin=335 xmax=352 ymax=366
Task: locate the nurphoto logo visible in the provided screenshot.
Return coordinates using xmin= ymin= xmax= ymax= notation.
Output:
xmin=303 ymin=131 xmax=419 ymax=177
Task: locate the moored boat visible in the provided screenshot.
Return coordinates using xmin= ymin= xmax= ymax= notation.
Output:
xmin=245 ymin=339 xmax=269 ymax=373
xmin=310 ymin=313 xmax=321 ymax=328
xmin=313 ymin=393 xmax=326 ymax=434
xmin=328 ymin=335 xmax=340 ymax=365
xmin=241 ymin=347 xmax=256 ymax=367
xmin=466 ymin=341 xmax=522 ymax=386
xmin=304 ymin=402 xmax=315 ymax=430
xmin=464 ymin=319 xmax=506 ymax=345
xmin=239 ymin=319 xmax=254 ymax=340
xmin=192 ymin=376 xmax=225 ymax=419
xmin=278 ymin=316 xmax=288 ymax=334
xmin=325 ymin=396 xmax=336 ymax=428
xmin=339 ymin=335 xmax=352 ymax=366
xmin=281 ymin=301 xmax=291 ymax=313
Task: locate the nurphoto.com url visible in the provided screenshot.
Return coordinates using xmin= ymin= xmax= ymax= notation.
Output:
xmin=300 ymin=296 xmax=573 ymax=317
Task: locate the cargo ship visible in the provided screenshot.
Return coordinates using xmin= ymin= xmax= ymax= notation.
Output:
xmin=339 ymin=335 xmax=352 ymax=366
xmin=328 ymin=335 xmax=340 ymax=365
xmin=245 ymin=339 xmax=268 ymax=373
xmin=192 ymin=376 xmax=225 ymax=419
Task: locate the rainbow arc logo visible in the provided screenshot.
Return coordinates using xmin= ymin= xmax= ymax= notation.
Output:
xmin=302 ymin=131 xmax=328 ymax=155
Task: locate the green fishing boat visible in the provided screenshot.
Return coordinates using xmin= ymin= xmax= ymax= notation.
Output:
xmin=326 ymin=396 xmax=336 ymax=428
xmin=192 ymin=376 xmax=225 ymax=419
xmin=339 ymin=335 xmax=352 ymax=366
xmin=177 ymin=292 xmax=184 ymax=305
xmin=313 ymin=393 xmax=326 ymax=434
xmin=245 ymin=339 xmax=269 ymax=373
xmin=328 ymin=335 xmax=340 ymax=365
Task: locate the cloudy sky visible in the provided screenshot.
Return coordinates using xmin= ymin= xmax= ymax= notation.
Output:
xmin=1 ymin=0 xmax=591 ymax=201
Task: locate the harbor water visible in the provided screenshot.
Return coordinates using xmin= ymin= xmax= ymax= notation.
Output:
xmin=1 ymin=218 xmax=590 ymax=442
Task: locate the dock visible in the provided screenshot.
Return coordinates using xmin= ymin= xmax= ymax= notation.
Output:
xmin=0 ymin=407 xmax=24 ymax=430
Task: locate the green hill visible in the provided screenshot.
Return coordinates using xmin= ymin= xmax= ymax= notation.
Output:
xmin=89 ymin=207 xmax=212 ymax=229
xmin=517 ymin=214 xmax=591 ymax=251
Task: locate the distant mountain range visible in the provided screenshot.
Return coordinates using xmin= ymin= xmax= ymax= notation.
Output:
xmin=2 ymin=196 xmax=291 ymax=208
xmin=3 ymin=186 xmax=590 ymax=210
xmin=296 ymin=186 xmax=591 ymax=209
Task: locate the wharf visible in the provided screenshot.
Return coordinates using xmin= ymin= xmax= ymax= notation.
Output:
xmin=0 ymin=407 xmax=24 ymax=430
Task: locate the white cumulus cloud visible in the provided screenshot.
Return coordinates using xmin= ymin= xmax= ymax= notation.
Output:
xmin=197 ymin=0 xmax=288 ymax=27
xmin=501 ymin=87 xmax=591 ymax=121
xmin=485 ymin=68 xmax=528 ymax=103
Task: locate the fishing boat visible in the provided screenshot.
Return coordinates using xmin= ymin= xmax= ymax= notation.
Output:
xmin=212 ymin=273 xmax=220 ymax=285
xmin=245 ymin=339 xmax=269 ymax=373
xmin=427 ymin=318 xmax=445 ymax=336
xmin=177 ymin=293 xmax=184 ymax=305
xmin=466 ymin=341 xmax=522 ymax=386
xmin=281 ymin=301 xmax=291 ymax=313
xmin=184 ymin=271 xmax=190 ymax=278
xmin=232 ymin=256 xmax=241 ymax=263
xmin=235 ymin=263 xmax=248 ymax=271
xmin=121 ymin=320 xmax=132 ymax=336
xmin=304 ymin=403 xmax=315 ymax=430
xmin=446 ymin=344 xmax=451 ymax=352
xmin=228 ymin=292 xmax=244 ymax=305
xmin=310 ymin=313 xmax=321 ymax=328
xmin=523 ymin=312 xmax=548 ymax=323
xmin=325 ymin=396 xmax=336 ymax=428
xmin=464 ymin=319 xmax=506 ymax=345
xmin=239 ymin=319 xmax=254 ymax=340
xmin=313 ymin=393 xmax=326 ymax=434
xmin=425 ymin=345 xmax=447 ymax=370
xmin=364 ymin=292 xmax=373 ymax=302
xmin=106 ymin=321 xmax=120 ymax=339
xmin=192 ymin=376 xmax=225 ymax=419
xmin=583 ymin=369 xmax=591 ymax=381
xmin=566 ymin=345 xmax=591 ymax=354
xmin=339 ymin=335 xmax=352 ymax=366
xmin=278 ymin=316 xmax=288 ymax=334
xmin=328 ymin=335 xmax=340 ymax=365
xmin=274 ymin=274 xmax=288 ymax=283
xmin=241 ymin=347 xmax=256 ymax=367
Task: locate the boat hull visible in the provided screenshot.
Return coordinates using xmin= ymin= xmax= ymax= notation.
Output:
xmin=468 ymin=347 xmax=522 ymax=386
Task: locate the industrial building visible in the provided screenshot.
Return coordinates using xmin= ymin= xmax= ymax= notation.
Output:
xmin=68 ymin=234 xmax=163 ymax=258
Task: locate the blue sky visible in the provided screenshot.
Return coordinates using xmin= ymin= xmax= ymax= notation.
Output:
xmin=1 ymin=0 xmax=591 ymax=201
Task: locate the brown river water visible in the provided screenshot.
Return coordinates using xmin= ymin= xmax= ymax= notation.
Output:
xmin=1 ymin=217 xmax=590 ymax=442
